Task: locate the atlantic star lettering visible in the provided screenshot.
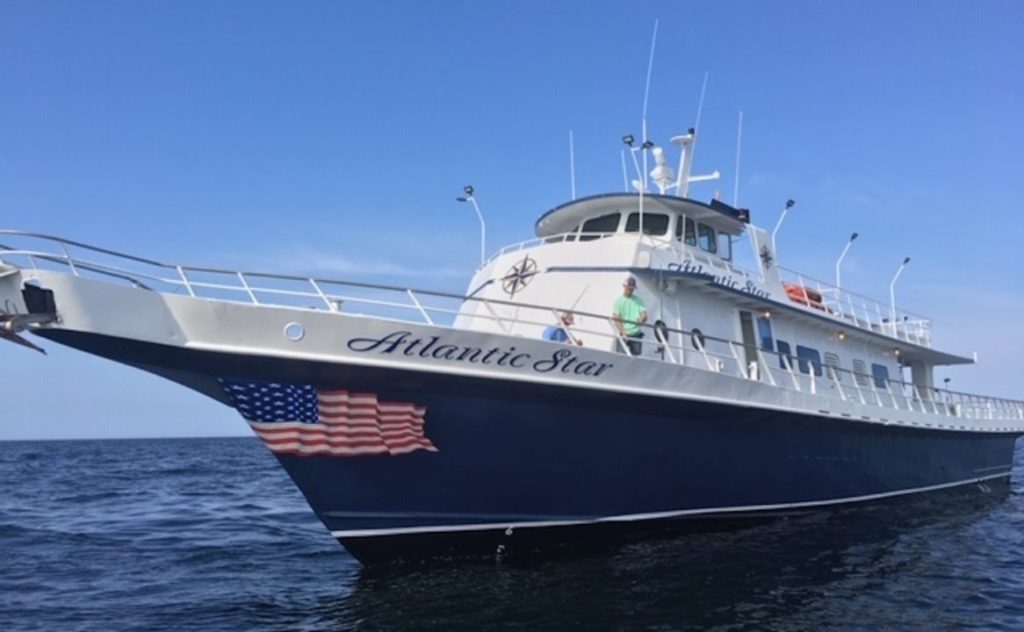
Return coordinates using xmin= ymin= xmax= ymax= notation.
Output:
xmin=347 ymin=331 xmax=615 ymax=377
xmin=665 ymin=262 xmax=770 ymax=299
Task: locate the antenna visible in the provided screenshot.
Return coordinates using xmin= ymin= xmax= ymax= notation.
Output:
xmin=620 ymin=149 xmax=629 ymax=192
xmin=693 ymin=71 xmax=709 ymax=136
xmin=733 ymin=111 xmax=743 ymax=206
xmin=639 ymin=18 xmax=659 ymax=236
xmin=674 ymin=72 xmax=710 ymax=196
xmin=569 ymin=129 xmax=577 ymax=200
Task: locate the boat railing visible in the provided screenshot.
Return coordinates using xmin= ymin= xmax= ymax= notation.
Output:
xmin=777 ymin=265 xmax=933 ymax=347
xmin=1 ymin=230 xmax=1019 ymax=427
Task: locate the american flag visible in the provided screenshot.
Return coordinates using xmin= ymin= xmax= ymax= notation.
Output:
xmin=219 ymin=379 xmax=438 ymax=457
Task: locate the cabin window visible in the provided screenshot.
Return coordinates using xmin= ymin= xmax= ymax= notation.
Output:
xmin=718 ymin=233 xmax=733 ymax=260
xmin=579 ymin=213 xmax=620 ymax=241
xmin=675 ymin=216 xmax=699 ymax=246
xmin=796 ymin=345 xmax=822 ymax=376
xmin=757 ymin=317 xmax=773 ymax=351
xmin=684 ymin=218 xmax=696 ymax=246
xmin=871 ymin=363 xmax=890 ymax=389
xmin=625 ymin=212 xmax=669 ymax=236
xmin=777 ymin=340 xmax=793 ymax=370
xmin=823 ymin=352 xmax=842 ymax=382
xmin=698 ymin=223 xmax=717 ymax=253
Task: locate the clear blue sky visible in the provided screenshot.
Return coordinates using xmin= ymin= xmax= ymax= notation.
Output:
xmin=1 ymin=1 xmax=1021 ymax=439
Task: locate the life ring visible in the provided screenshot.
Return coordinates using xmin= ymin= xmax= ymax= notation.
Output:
xmin=784 ymin=283 xmax=827 ymax=311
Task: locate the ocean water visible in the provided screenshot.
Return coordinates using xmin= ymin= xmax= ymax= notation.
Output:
xmin=1 ymin=437 xmax=1022 ymax=631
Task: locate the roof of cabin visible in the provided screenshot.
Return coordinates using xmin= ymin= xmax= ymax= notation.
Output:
xmin=534 ymin=193 xmax=749 ymax=238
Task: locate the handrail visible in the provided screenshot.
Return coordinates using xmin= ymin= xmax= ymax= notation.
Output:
xmin=777 ymin=265 xmax=933 ymax=346
xmin=1 ymin=230 xmax=1021 ymax=425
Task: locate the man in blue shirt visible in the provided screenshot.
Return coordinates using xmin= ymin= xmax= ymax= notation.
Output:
xmin=543 ymin=312 xmax=581 ymax=345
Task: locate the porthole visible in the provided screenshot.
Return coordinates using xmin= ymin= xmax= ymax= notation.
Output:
xmin=283 ymin=322 xmax=305 ymax=342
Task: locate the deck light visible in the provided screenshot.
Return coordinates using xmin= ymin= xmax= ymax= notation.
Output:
xmin=770 ymin=199 xmax=797 ymax=253
xmin=835 ymin=232 xmax=859 ymax=290
xmin=889 ymin=257 xmax=911 ymax=333
xmin=622 ymin=134 xmax=635 ymax=147
xmin=456 ymin=186 xmax=486 ymax=267
xmin=837 ymin=331 xmax=846 ymax=341
xmin=761 ymin=309 xmax=771 ymax=319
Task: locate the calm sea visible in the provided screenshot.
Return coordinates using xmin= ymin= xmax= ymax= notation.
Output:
xmin=1 ymin=437 xmax=1022 ymax=631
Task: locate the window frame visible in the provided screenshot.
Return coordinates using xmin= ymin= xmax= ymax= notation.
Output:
xmin=578 ymin=213 xmax=621 ymax=241
xmin=796 ymin=345 xmax=823 ymax=376
xmin=697 ymin=222 xmax=717 ymax=253
xmin=625 ymin=212 xmax=670 ymax=236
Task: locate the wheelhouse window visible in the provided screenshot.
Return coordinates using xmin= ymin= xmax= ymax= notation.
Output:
xmin=579 ymin=213 xmax=620 ymax=241
xmin=675 ymin=215 xmax=698 ymax=246
xmin=625 ymin=212 xmax=669 ymax=236
xmin=796 ymin=345 xmax=822 ymax=376
xmin=698 ymin=223 xmax=717 ymax=253
xmin=718 ymin=232 xmax=733 ymax=260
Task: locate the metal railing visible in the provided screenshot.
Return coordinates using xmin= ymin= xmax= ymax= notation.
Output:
xmin=777 ymin=266 xmax=933 ymax=347
xmin=1 ymin=230 xmax=1020 ymax=426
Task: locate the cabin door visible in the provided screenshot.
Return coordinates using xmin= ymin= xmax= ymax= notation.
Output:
xmin=738 ymin=311 xmax=758 ymax=375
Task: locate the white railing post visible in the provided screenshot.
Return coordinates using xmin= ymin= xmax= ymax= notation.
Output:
xmin=176 ymin=266 xmax=196 ymax=297
xmin=755 ymin=348 xmax=777 ymax=386
xmin=781 ymin=354 xmax=801 ymax=391
xmin=237 ymin=272 xmax=258 ymax=304
xmin=59 ymin=242 xmax=79 ymax=276
xmin=407 ymin=289 xmax=434 ymax=325
xmin=828 ymin=366 xmax=847 ymax=402
xmin=481 ymin=299 xmax=511 ymax=334
xmin=728 ymin=342 xmax=748 ymax=379
xmin=309 ymin=279 xmax=336 ymax=311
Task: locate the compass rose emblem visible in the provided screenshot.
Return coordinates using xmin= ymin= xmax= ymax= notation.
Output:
xmin=501 ymin=256 xmax=538 ymax=297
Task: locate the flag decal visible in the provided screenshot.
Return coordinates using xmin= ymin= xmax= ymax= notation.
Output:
xmin=219 ymin=379 xmax=438 ymax=457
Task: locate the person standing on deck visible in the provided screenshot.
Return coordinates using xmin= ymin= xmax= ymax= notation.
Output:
xmin=612 ymin=276 xmax=647 ymax=356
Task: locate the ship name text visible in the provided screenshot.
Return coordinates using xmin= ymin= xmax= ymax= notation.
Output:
xmin=665 ymin=262 xmax=770 ymax=298
xmin=347 ymin=331 xmax=614 ymax=377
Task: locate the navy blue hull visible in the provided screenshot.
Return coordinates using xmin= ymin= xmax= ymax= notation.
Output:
xmin=41 ymin=330 xmax=1020 ymax=564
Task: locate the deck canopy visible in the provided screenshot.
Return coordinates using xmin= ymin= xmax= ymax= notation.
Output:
xmin=535 ymin=193 xmax=749 ymax=239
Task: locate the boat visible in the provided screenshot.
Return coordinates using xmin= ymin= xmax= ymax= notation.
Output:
xmin=2 ymin=120 xmax=1022 ymax=565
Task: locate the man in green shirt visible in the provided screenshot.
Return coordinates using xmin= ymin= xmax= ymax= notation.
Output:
xmin=612 ymin=275 xmax=647 ymax=356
